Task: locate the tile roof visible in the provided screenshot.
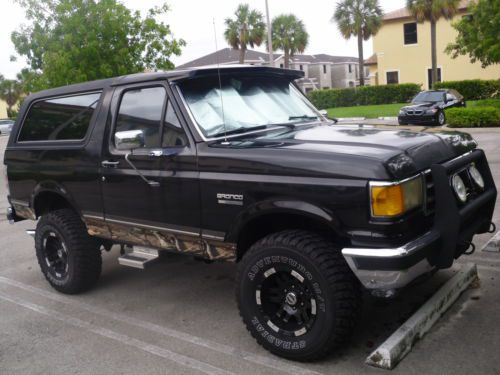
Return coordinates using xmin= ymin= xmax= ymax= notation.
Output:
xmin=383 ymin=0 xmax=471 ymax=21
xmin=364 ymin=54 xmax=378 ymax=66
xmin=176 ymin=48 xmax=358 ymax=69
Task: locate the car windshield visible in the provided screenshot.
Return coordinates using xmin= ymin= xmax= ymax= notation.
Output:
xmin=413 ymin=91 xmax=445 ymax=103
xmin=178 ymin=75 xmax=321 ymax=138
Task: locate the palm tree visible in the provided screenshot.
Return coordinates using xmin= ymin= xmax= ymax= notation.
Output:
xmin=224 ymin=4 xmax=266 ymax=64
xmin=333 ymin=0 xmax=383 ymax=86
xmin=407 ymin=0 xmax=461 ymax=88
xmin=270 ymin=14 xmax=309 ymax=69
xmin=0 ymin=75 xmax=23 ymax=118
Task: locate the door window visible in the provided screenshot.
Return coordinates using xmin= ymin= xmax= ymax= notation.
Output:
xmin=115 ymin=87 xmax=166 ymax=148
xmin=162 ymin=100 xmax=188 ymax=147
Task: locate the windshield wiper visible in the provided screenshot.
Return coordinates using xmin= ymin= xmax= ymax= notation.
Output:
xmin=288 ymin=115 xmax=318 ymax=121
xmin=211 ymin=125 xmax=269 ymax=138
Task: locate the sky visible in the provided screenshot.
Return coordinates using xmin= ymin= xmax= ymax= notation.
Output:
xmin=0 ymin=0 xmax=406 ymax=79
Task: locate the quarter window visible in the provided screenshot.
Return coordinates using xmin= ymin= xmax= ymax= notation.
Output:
xmin=386 ymin=71 xmax=399 ymax=84
xmin=115 ymin=87 xmax=166 ymax=149
xmin=404 ymin=23 xmax=418 ymax=45
xmin=19 ymin=92 xmax=101 ymax=142
xmin=163 ymin=101 xmax=188 ymax=147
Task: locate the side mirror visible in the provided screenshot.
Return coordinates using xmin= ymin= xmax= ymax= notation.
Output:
xmin=319 ymin=109 xmax=328 ymax=117
xmin=115 ymin=130 xmax=145 ymax=151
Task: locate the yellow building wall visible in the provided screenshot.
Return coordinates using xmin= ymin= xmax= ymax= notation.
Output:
xmin=373 ymin=14 xmax=500 ymax=89
xmin=0 ymin=100 xmax=8 ymax=119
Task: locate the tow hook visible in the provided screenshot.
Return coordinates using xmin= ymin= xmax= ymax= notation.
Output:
xmin=488 ymin=222 xmax=496 ymax=234
xmin=463 ymin=241 xmax=476 ymax=255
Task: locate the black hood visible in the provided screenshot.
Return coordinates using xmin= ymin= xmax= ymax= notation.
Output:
xmin=211 ymin=124 xmax=477 ymax=180
xmin=402 ymin=101 xmax=442 ymax=110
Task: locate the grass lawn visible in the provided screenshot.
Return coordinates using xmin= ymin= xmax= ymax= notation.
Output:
xmin=326 ymin=100 xmax=491 ymax=119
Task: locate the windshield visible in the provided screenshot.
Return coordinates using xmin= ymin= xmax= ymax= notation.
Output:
xmin=178 ymin=75 xmax=321 ymax=138
xmin=412 ymin=91 xmax=445 ymax=103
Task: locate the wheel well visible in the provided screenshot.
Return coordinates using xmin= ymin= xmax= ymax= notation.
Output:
xmin=34 ymin=192 xmax=74 ymax=218
xmin=236 ymin=213 xmax=340 ymax=261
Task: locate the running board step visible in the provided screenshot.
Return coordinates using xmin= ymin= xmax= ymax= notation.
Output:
xmin=118 ymin=247 xmax=159 ymax=269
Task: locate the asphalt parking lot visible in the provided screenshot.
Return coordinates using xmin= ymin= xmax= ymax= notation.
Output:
xmin=1 ymin=126 xmax=500 ymax=375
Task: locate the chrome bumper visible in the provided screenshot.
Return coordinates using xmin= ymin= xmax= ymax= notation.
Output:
xmin=341 ymin=230 xmax=439 ymax=294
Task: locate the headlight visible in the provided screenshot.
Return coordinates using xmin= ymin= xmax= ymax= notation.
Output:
xmin=426 ymin=108 xmax=438 ymax=115
xmin=399 ymin=110 xmax=405 ymax=115
xmin=370 ymin=176 xmax=424 ymax=217
xmin=452 ymin=175 xmax=467 ymax=202
xmin=468 ymin=165 xmax=484 ymax=189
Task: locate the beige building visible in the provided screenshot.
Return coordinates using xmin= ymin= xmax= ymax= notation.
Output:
xmin=368 ymin=0 xmax=500 ymax=89
xmin=0 ymin=100 xmax=8 ymax=119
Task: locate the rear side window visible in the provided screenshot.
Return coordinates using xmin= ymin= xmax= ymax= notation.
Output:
xmin=19 ymin=92 xmax=101 ymax=142
xmin=115 ymin=87 xmax=166 ymax=149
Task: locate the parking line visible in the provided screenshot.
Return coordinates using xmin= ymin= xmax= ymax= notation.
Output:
xmin=480 ymin=230 xmax=500 ymax=253
xmin=0 ymin=276 xmax=323 ymax=375
xmin=0 ymin=291 xmax=235 ymax=375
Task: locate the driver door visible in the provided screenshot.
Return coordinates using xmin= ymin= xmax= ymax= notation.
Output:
xmin=100 ymin=82 xmax=202 ymax=253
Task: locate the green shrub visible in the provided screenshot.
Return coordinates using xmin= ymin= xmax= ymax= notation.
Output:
xmin=434 ymin=79 xmax=500 ymax=101
xmin=447 ymin=107 xmax=500 ymax=128
xmin=308 ymin=83 xmax=421 ymax=109
xmin=470 ymin=99 xmax=500 ymax=109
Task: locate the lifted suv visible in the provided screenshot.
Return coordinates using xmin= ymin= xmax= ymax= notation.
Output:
xmin=4 ymin=66 xmax=497 ymax=361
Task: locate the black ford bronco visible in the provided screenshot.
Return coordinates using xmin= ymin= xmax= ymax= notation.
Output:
xmin=4 ymin=66 xmax=497 ymax=361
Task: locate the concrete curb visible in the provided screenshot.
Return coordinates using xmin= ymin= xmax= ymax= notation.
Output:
xmin=366 ymin=263 xmax=478 ymax=370
xmin=337 ymin=117 xmax=366 ymax=121
xmin=378 ymin=117 xmax=398 ymax=121
xmin=481 ymin=230 xmax=500 ymax=253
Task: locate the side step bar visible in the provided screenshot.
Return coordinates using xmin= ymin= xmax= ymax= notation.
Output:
xmin=118 ymin=246 xmax=160 ymax=269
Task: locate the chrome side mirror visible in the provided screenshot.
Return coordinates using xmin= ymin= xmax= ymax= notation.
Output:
xmin=319 ymin=109 xmax=328 ymax=117
xmin=115 ymin=130 xmax=145 ymax=151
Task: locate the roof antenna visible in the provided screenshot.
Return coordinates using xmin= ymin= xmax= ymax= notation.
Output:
xmin=213 ymin=18 xmax=228 ymax=144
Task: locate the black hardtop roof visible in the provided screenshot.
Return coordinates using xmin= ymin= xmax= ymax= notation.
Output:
xmin=25 ymin=65 xmax=304 ymax=102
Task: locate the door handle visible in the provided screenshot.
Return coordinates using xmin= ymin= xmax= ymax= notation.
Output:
xmin=101 ymin=160 xmax=120 ymax=168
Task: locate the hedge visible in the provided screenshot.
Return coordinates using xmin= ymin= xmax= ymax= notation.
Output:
xmin=447 ymin=107 xmax=500 ymax=128
xmin=470 ymin=99 xmax=500 ymax=109
xmin=308 ymin=83 xmax=421 ymax=109
xmin=434 ymin=79 xmax=500 ymax=101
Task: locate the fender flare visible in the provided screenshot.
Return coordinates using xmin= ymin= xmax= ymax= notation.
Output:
xmin=31 ymin=181 xmax=80 ymax=218
xmin=226 ymin=198 xmax=342 ymax=243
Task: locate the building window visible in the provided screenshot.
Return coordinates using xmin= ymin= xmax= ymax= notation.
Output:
xmin=348 ymin=64 xmax=352 ymax=73
xmin=348 ymin=81 xmax=354 ymax=87
xmin=427 ymin=68 xmax=442 ymax=88
xmin=299 ymin=65 xmax=303 ymax=71
xmin=323 ymin=65 xmax=327 ymax=74
xmin=280 ymin=63 xmax=284 ymax=68
xmin=404 ymin=22 xmax=418 ymax=45
xmin=386 ymin=71 xmax=399 ymax=84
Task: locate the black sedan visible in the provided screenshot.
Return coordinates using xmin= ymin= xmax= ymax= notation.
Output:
xmin=398 ymin=89 xmax=466 ymax=126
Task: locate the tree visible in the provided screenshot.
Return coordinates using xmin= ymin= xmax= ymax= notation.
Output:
xmin=446 ymin=0 xmax=500 ymax=68
xmin=0 ymin=75 xmax=23 ymax=118
xmin=270 ymin=14 xmax=309 ymax=69
xmin=224 ymin=4 xmax=266 ymax=64
xmin=11 ymin=0 xmax=185 ymax=91
xmin=406 ymin=0 xmax=461 ymax=88
xmin=333 ymin=0 xmax=382 ymax=86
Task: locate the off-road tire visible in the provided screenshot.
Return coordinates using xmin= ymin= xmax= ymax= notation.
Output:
xmin=35 ymin=209 xmax=102 ymax=294
xmin=236 ymin=230 xmax=361 ymax=361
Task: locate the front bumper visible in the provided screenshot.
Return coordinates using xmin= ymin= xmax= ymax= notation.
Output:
xmin=398 ymin=114 xmax=437 ymax=124
xmin=342 ymin=149 xmax=497 ymax=292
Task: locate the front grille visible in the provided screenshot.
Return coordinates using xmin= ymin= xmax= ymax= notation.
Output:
xmin=423 ymin=170 xmax=435 ymax=216
xmin=406 ymin=109 xmax=424 ymax=116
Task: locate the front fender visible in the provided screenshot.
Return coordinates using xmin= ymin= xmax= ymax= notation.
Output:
xmin=227 ymin=198 xmax=341 ymax=242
